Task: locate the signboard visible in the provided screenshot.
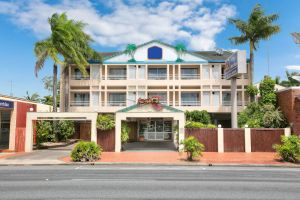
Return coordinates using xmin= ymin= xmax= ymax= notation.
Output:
xmin=224 ymin=50 xmax=247 ymax=80
xmin=0 ymin=99 xmax=14 ymax=109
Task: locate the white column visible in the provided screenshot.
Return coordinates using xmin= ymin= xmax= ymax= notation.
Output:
xmin=25 ymin=113 xmax=33 ymax=152
xmin=167 ymin=64 xmax=169 ymax=80
xmin=231 ymin=77 xmax=238 ymax=128
xmin=91 ymin=118 xmax=97 ymax=143
xmin=115 ymin=115 xmax=122 ymax=152
xmin=178 ymin=115 xmax=185 ymax=151
xmin=105 ymin=65 xmax=108 ymax=80
xmin=217 ymin=128 xmax=224 ymax=153
xmin=284 ymin=128 xmax=291 ymax=137
xmin=173 ymin=120 xmax=178 ymax=147
xmin=244 ymin=128 xmax=251 ymax=153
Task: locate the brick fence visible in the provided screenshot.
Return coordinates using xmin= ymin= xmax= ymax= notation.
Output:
xmin=185 ymin=128 xmax=291 ymax=152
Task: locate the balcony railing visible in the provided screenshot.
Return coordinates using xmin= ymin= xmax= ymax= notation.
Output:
xmin=148 ymin=74 xmax=167 ymax=80
xmin=107 ymin=74 xmax=127 ymax=80
xmin=181 ymin=101 xmax=201 ymax=106
xmin=71 ymin=75 xmax=90 ymax=80
xmin=222 ymin=101 xmax=245 ymax=106
xmin=70 ymin=101 xmax=90 ymax=107
xmin=181 ymin=74 xmax=201 ymax=80
xmin=107 ymin=101 xmax=126 ymax=106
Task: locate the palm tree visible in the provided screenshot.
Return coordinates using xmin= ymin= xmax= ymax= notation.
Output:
xmin=279 ymin=71 xmax=300 ymax=87
xmin=175 ymin=43 xmax=187 ymax=62
xmin=229 ymin=4 xmax=280 ymax=84
xmin=34 ymin=13 xmax=99 ymax=112
xmin=24 ymin=91 xmax=40 ymax=102
xmin=124 ymin=44 xmax=137 ymax=62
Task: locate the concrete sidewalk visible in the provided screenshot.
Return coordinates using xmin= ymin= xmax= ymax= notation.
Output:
xmin=62 ymin=152 xmax=299 ymax=167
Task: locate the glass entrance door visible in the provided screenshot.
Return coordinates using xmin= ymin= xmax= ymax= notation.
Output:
xmin=139 ymin=119 xmax=172 ymax=141
xmin=0 ymin=111 xmax=11 ymax=149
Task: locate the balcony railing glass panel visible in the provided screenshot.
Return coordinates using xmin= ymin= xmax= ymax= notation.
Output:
xmin=148 ymin=68 xmax=167 ymax=80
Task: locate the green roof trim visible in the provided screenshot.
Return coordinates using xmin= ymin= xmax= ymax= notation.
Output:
xmin=116 ymin=103 xmax=184 ymax=113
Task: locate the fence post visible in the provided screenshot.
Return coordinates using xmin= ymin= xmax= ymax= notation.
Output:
xmin=284 ymin=128 xmax=291 ymax=137
xmin=244 ymin=127 xmax=251 ymax=153
xmin=217 ymin=127 xmax=224 ymax=153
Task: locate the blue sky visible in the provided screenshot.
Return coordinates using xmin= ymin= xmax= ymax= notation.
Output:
xmin=0 ymin=0 xmax=299 ymax=98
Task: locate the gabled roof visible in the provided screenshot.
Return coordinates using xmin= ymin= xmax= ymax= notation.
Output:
xmin=117 ymin=103 xmax=184 ymax=113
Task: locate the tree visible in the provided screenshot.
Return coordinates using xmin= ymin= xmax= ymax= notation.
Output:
xmin=279 ymin=71 xmax=300 ymax=87
xmin=34 ymin=13 xmax=100 ymax=112
xmin=175 ymin=43 xmax=187 ymax=62
xmin=124 ymin=44 xmax=137 ymax=62
xmin=24 ymin=91 xmax=40 ymax=102
xmin=259 ymin=76 xmax=276 ymax=106
xmin=229 ymin=4 xmax=280 ymax=84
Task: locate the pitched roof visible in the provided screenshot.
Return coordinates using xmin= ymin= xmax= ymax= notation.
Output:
xmin=117 ymin=103 xmax=184 ymax=113
xmin=193 ymin=51 xmax=233 ymax=61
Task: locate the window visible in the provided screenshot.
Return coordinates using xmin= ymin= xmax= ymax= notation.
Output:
xmin=72 ymin=93 xmax=90 ymax=106
xmin=212 ymin=91 xmax=220 ymax=106
xmin=148 ymin=46 xmax=162 ymax=59
xmin=222 ymin=92 xmax=231 ymax=106
xmin=148 ymin=92 xmax=167 ymax=104
xmin=108 ymin=93 xmax=126 ymax=106
xmin=91 ymin=65 xmax=99 ymax=80
xmin=92 ymin=92 xmax=99 ymax=107
xmin=181 ymin=92 xmax=200 ymax=106
xmin=109 ymin=68 xmax=126 ymax=80
xmin=74 ymin=69 xmax=90 ymax=80
xmin=148 ymin=68 xmax=167 ymax=80
xmin=181 ymin=68 xmax=198 ymax=79
xmin=127 ymin=92 xmax=136 ymax=106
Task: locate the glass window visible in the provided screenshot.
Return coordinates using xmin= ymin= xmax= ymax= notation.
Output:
xmin=109 ymin=68 xmax=126 ymax=80
xmin=148 ymin=92 xmax=167 ymax=103
xmin=212 ymin=91 xmax=220 ymax=106
xmin=92 ymin=92 xmax=99 ymax=107
xmin=148 ymin=68 xmax=167 ymax=80
xmin=181 ymin=68 xmax=198 ymax=79
xmin=0 ymin=111 xmax=10 ymax=149
xmin=73 ymin=93 xmax=90 ymax=106
xmin=109 ymin=93 xmax=126 ymax=106
xmin=222 ymin=92 xmax=231 ymax=106
xmin=127 ymin=92 xmax=136 ymax=106
xmin=181 ymin=93 xmax=199 ymax=106
xmin=91 ymin=65 xmax=99 ymax=80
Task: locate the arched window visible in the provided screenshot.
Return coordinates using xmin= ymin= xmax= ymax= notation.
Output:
xmin=148 ymin=46 xmax=162 ymax=59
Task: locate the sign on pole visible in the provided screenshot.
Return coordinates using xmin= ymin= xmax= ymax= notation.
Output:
xmin=224 ymin=50 xmax=247 ymax=128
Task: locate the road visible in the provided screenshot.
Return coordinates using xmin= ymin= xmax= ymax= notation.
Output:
xmin=0 ymin=165 xmax=299 ymax=200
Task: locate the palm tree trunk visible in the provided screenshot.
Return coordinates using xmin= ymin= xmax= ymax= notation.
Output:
xmin=249 ymin=41 xmax=254 ymax=84
xmin=53 ymin=64 xmax=57 ymax=112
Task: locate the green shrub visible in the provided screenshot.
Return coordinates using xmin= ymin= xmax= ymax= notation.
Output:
xmin=185 ymin=110 xmax=211 ymax=124
xmin=263 ymin=108 xmax=287 ymax=128
xmin=57 ymin=121 xmax=75 ymax=141
xmin=259 ymin=76 xmax=277 ymax=106
xmin=97 ymin=114 xmax=115 ymax=131
xmin=71 ymin=141 xmax=102 ymax=162
xmin=36 ymin=121 xmax=55 ymax=146
xmin=185 ymin=121 xmax=216 ymax=128
xmin=181 ymin=136 xmax=205 ymax=161
xmin=273 ymin=135 xmax=300 ymax=163
xmin=121 ymin=122 xmax=130 ymax=144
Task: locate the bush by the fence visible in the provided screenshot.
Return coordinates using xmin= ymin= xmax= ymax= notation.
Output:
xmin=36 ymin=121 xmax=55 ymax=147
xmin=185 ymin=110 xmax=211 ymax=124
xmin=273 ymin=135 xmax=300 ymax=163
xmin=57 ymin=121 xmax=75 ymax=142
xmin=96 ymin=114 xmax=115 ymax=131
xmin=71 ymin=141 xmax=102 ymax=162
xmin=181 ymin=136 xmax=205 ymax=161
xmin=185 ymin=121 xmax=216 ymax=128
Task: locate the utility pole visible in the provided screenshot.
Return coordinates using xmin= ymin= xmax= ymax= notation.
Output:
xmin=231 ymin=77 xmax=237 ymax=128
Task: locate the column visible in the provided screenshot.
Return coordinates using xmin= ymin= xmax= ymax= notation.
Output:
xmin=231 ymin=77 xmax=238 ymax=128
xmin=91 ymin=118 xmax=97 ymax=143
xmin=177 ymin=115 xmax=185 ymax=151
xmin=284 ymin=128 xmax=291 ymax=137
xmin=25 ymin=113 xmax=34 ymax=152
xmin=115 ymin=115 xmax=122 ymax=152
xmin=244 ymin=127 xmax=251 ymax=153
xmin=167 ymin=64 xmax=169 ymax=80
xmin=105 ymin=65 xmax=108 ymax=80
xmin=217 ymin=127 xmax=224 ymax=153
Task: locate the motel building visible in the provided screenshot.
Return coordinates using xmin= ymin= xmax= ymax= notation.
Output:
xmin=53 ymin=40 xmax=250 ymax=152
xmin=0 ymin=95 xmax=51 ymax=152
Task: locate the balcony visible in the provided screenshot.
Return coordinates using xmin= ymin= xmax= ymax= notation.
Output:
xmin=181 ymin=101 xmax=201 ymax=106
xmin=70 ymin=101 xmax=90 ymax=107
xmin=107 ymin=74 xmax=127 ymax=80
xmin=71 ymin=75 xmax=90 ymax=80
xmin=181 ymin=74 xmax=200 ymax=80
xmin=222 ymin=101 xmax=246 ymax=106
xmin=148 ymin=74 xmax=167 ymax=80
xmin=107 ymin=101 xmax=126 ymax=106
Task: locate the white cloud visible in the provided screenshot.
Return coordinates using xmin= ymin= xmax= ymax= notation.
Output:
xmin=286 ymin=65 xmax=300 ymax=71
xmin=0 ymin=0 xmax=236 ymax=50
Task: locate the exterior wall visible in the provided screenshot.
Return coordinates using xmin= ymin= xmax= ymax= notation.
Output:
xmin=64 ymin=62 xmax=250 ymax=115
xmin=294 ymin=97 xmax=300 ymax=135
xmin=277 ymin=87 xmax=300 ymax=134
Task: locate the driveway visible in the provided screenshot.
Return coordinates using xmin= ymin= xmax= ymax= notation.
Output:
xmin=0 ymin=143 xmax=76 ymax=165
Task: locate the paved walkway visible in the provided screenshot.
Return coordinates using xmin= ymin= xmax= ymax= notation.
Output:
xmin=62 ymin=152 xmax=299 ymax=166
xmin=125 ymin=141 xmax=176 ymax=151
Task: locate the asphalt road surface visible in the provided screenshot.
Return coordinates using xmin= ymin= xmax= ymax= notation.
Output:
xmin=0 ymin=165 xmax=299 ymax=200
